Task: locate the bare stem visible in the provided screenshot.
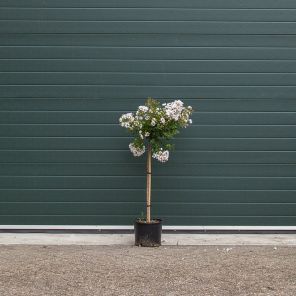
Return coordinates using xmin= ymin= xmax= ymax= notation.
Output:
xmin=146 ymin=144 xmax=152 ymax=223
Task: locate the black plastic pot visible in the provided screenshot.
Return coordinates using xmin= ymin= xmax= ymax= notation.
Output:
xmin=134 ymin=219 xmax=162 ymax=247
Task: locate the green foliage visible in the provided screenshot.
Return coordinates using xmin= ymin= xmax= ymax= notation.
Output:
xmin=119 ymin=98 xmax=193 ymax=162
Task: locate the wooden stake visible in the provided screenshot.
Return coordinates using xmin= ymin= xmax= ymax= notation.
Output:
xmin=146 ymin=144 xmax=152 ymax=223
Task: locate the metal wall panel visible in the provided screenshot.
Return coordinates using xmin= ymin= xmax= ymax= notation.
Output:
xmin=0 ymin=0 xmax=295 ymax=225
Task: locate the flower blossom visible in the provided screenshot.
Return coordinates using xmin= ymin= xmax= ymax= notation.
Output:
xmin=120 ymin=98 xmax=193 ymax=162
xmin=164 ymin=99 xmax=184 ymax=121
xmin=137 ymin=106 xmax=149 ymax=114
xmin=129 ymin=143 xmax=145 ymax=157
xmin=119 ymin=113 xmax=135 ymax=129
xmin=152 ymin=149 xmax=169 ymax=163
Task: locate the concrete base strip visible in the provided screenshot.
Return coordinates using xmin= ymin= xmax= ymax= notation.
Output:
xmin=0 ymin=233 xmax=296 ymax=246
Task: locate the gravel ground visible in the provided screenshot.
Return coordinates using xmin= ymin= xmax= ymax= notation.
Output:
xmin=0 ymin=245 xmax=295 ymax=296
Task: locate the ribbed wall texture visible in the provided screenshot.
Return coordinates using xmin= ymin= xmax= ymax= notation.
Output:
xmin=0 ymin=0 xmax=295 ymax=225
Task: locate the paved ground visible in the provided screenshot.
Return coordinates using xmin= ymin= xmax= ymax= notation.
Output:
xmin=0 ymin=245 xmax=295 ymax=296
xmin=0 ymin=233 xmax=295 ymax=245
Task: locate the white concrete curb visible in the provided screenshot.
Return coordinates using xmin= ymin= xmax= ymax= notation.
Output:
xmin=0 ymin=233 xmax=296 ymax=246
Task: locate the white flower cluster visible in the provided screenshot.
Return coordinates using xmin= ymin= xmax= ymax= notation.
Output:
xmin=163 ymin=100 xmax=184 ymax=121
xmin=163 ymin=100 xmax=193 ymax=126
xmin=129 ymin=143 xmax=145 ymax=157
xmin=119 ymin=98 xmax=193 ymax=163
xmin=119 ymin=112 xmax=134 ymax=129
xmin=137 ymin=105 xmax=148 ymax=113
xmin=152 ymin=149 xmax=169 ymax=163
xmin=138 ymin=130 xmax=150 ymax=139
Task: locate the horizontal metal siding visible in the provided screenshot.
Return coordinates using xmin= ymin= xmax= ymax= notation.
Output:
xmin=0 ymin=0 xmax=295 ymax=226
xmin=1 ymin=0 xmax=296 ymax=8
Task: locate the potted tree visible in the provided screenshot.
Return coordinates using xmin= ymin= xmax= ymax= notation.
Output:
xmin=119 ymin=98 xmax=193 ymax=247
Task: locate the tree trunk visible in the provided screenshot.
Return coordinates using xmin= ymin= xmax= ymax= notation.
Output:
xmin=146 ymin=144 xmax=152 ymax=223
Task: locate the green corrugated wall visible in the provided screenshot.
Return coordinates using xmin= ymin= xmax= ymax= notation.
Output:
xmin=0 ymin=0 xmax=295 ymax=226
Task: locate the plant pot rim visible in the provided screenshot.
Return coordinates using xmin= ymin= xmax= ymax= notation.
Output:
xmin=135 ymin=218 xmax=162 ymax=225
